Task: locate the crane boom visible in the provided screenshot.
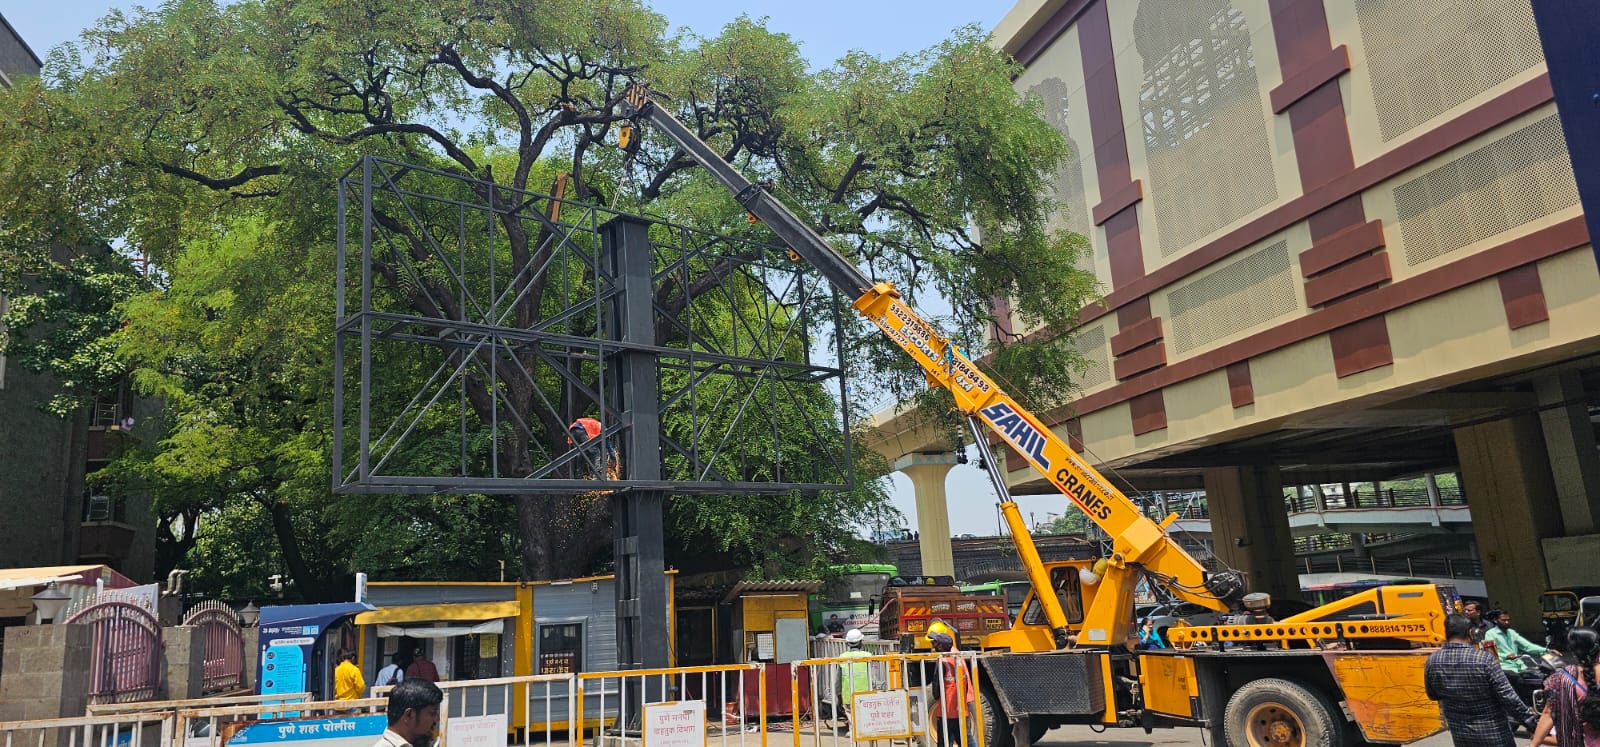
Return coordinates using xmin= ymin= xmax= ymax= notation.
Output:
xmin=620 ymin=83 xmax=1243 ymax=647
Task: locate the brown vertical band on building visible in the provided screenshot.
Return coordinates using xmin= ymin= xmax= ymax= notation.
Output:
xmin=1329 ymin=316 xmax=1393 ymax=378
xmin=1079 ymin=0 xmax=1165 ymax=427
xmin=1129 ymin=390 xmax=1168 ymax=435
xmin=1226 ymin=362 xmax=1255 ymax=408
xmin=1268 ymin=0 xmax=1393 ymax=377
xmin=1497 ymin=265 xmax=1549 ymax=330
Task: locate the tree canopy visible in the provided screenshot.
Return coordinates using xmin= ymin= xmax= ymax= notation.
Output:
xmin=0 ymin=0 xmax=1094 ymax=597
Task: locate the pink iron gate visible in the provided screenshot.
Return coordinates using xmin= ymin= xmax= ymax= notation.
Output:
xmin=64 ymin=599 xmax=164 ymax=704
xmin=183 ymin=600 xmax=245 ymax=694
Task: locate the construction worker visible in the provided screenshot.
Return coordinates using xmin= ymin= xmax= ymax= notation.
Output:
xmin=928 ymin=630 xmax=976 ymax=747
xmin=838 ymin=629 xmax=874 ymax=725
xmin=566 ymin=417 xmax=618 ymax=479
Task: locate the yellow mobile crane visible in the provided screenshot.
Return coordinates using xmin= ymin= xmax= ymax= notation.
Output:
xmin=619 ymin=83 xmax=1447 ymax=747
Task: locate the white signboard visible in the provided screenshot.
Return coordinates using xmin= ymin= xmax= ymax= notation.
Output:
xmin=643 ymin=701 xmax=706 ymax=747
xmin=445 ymin=714 xmax=507 ymax=747
xmin=850 ymin=690 xmax=912 ymax=741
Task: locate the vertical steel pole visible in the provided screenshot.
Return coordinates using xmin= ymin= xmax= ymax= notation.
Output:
xmin=604 ymin=216 xmax=669 ymax=729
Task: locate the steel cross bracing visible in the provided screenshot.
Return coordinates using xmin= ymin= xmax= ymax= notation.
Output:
xmin=333 ymin=157 xmax=856 ymax=496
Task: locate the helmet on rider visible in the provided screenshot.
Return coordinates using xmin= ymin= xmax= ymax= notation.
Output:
xmin=844 ymin=628 xmax=864 ymax=646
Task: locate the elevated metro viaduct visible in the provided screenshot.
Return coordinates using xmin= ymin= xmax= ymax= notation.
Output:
xmin=865 ymin=0 xmax=1600 ymax=634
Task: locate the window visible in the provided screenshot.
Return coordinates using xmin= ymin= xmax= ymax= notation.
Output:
xmin=1021 ymin=568 xmax=1085 ymax=626
xmin=537 ymin=622 xmax=583 ymax=674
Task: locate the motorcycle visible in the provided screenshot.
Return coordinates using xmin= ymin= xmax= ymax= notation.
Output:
xmin=1508 ymin=652 xmax=1566 ymax=728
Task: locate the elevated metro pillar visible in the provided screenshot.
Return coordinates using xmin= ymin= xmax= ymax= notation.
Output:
xmin=1203 ymin=466 xmax=1300 ymax=602
xmin=1536 ymin=372 xmax=1600 ymax=532
xmin=895 ymin=452 xmax=959 ymax=577
xmin=1453 ymin=415 xmax=1563 ymax=631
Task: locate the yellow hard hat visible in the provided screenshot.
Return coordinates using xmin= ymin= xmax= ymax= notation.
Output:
xmin=928 ymin=619 xmax=956 ymax=640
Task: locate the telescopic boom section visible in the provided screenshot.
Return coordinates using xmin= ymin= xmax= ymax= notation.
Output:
xmin=620 ymin=83 xmax=1243 ymax=645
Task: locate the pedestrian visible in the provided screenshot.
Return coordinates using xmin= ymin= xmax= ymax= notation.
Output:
xmin=405 ymin=647 xmax=440 ymax=682
xmin=374 ymin=652 xmax=408 ymax=695
xmin=837 ymin=629 xmax=874 ymax=725
xmin=1137 ymin=618 xmax=1167 ymax=650
xmin=1531 ymin=626 xmax=1600 ymax=747
xmin=1463 ymin=600 xmax=1491 ymax=643
xmin=1425 ymin=613 xmax=1538 ymax=747
xmin=372 ymin=678 xmax=443 ymax=747
xmin=334 ymin=650 xmax=366 ymax=701
xmin=928 ymin=631 xmax=975 ymax=747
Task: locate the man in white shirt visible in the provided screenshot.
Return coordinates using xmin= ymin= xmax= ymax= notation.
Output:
xmin=373 ymin=679 xmax=442 ymax=747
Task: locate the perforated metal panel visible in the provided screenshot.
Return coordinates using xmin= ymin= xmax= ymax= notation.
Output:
xmin=1355 ymin=0 xmax=1544 ymax=142
xmin=1395 ymin=114 xmax=1579 ymax=266
xmin=1029 ymin=77 xmax=1093 ymax=272
xmin=1073 ymin=322 xmax=1110 ymax=389
xmin=1168 ymin=240 xmax=1296 ymax=354
xmin=1136 ymin=0 xmax=1278 ymax=257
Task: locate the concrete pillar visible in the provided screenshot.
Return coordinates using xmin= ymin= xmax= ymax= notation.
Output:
xmin=1425 ymin=473 xmax=1441 ymax=507
xmin=243 ymin=630 xmax=259 ymax=692
xmin=895 ymin=452 xmax=960 ymax=577
xmin=1534 ymin=372 xmax=1600 ymax=533
xmin=1454 ymin=415 xmax=1563 ymax=633
xmin=164 ymin=625 xmax=206 ymax=700
xmin=0 ymin=623 xmax=93 ymax=721
xmin=1202 ymin=466 xmax=1300 ymax=602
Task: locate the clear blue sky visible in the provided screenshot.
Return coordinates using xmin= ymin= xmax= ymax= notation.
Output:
xmin=0 ymin=0 xmax=1068 ymax=541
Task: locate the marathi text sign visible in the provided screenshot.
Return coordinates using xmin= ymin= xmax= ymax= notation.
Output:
xmin=226 ymin=715 xmax=386 ymax=747
xmin=851 ymin=690 xmax=912 ymax=740
xmin=445 ymin=713 xmax=507 ymax=747
xmin=643 ymin=701 xmax=705 ymax=747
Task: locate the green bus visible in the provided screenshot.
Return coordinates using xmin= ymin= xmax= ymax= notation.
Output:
xmin=813 ymin=563 xmax=897 ymax=637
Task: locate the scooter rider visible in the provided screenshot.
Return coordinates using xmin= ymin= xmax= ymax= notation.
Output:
xmin=1484 ymin=610 xmax=1559 ymax=710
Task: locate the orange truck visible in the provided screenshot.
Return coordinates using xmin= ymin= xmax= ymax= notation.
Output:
xmin=875 ymin=575 xmax=1010 ymax=651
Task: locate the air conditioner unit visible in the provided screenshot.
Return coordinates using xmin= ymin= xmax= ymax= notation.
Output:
xmin=86 ymin=495 xmax=113 ymax=522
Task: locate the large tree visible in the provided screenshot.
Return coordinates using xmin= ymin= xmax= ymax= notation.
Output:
xmin=0 ymin=0 xmax=1092 ymax=592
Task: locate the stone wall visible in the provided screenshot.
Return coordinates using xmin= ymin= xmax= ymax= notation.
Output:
xmin=0 ymin=624 xmax=92 ymax=721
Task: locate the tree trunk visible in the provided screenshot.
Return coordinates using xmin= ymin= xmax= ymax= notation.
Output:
xmin=264 ymin=498 xmax=333 ymax=602
xmin=515 ymin=491 xmax=614 ymax=580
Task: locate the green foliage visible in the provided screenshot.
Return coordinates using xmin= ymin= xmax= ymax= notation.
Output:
xmin=0 ymin=0 xmax=1094 ymax=595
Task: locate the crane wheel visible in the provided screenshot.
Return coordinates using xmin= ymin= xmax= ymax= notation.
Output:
xmin=1223 ymin=678 xmax=1341 ymax=747
xmin=977 ymin=682 xmax=1013 ymax=747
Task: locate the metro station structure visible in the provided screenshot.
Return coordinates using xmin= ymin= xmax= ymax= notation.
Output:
xmin=868 ymin=0 xmax=1599 ymax=629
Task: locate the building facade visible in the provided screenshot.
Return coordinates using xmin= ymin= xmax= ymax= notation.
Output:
xmin=0 ymin=14 xmax=154 ymax=581
xmin=871 ymin=0 xmax=1597 ymax=630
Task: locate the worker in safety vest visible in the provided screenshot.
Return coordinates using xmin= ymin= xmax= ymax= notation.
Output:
xmin=928 ymin=628 xmax=976 ymax=747
xmin=838 ymin=629 xmax=874 ymax=723
xmin=566 ymin=417 xmax=618 ymax=479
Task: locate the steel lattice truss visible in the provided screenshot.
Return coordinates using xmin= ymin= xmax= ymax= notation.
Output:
xmin=333 ymin=157 xmax=855 ymax=495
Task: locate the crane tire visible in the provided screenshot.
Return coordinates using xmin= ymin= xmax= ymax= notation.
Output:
xmin=977 ymin=682 xmax=1014 ymax=747
xmin=1223 ymin=678 xmax=1342 ymax=747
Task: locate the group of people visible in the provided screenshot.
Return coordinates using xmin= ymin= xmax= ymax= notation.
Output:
xmin=1426 ymin=601 xmax=1600 ymax=747
xmin=829 ymin=621 xmax=976 ymax=747
xmin=333 ymin=646 xmax=444 ymax=701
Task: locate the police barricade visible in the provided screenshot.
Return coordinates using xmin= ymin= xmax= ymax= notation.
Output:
xmin=376 ymin=674 xmax=578 ymax=747
xmin=174 ymin=698 xmax=386 ymax=747
xmin=0 ymin=712 xmax=173 ymax=747
xmin=792 ymin=651 xmax=982 ymax=747
xmin=576 ymin=664 xmax=765 ymax=747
